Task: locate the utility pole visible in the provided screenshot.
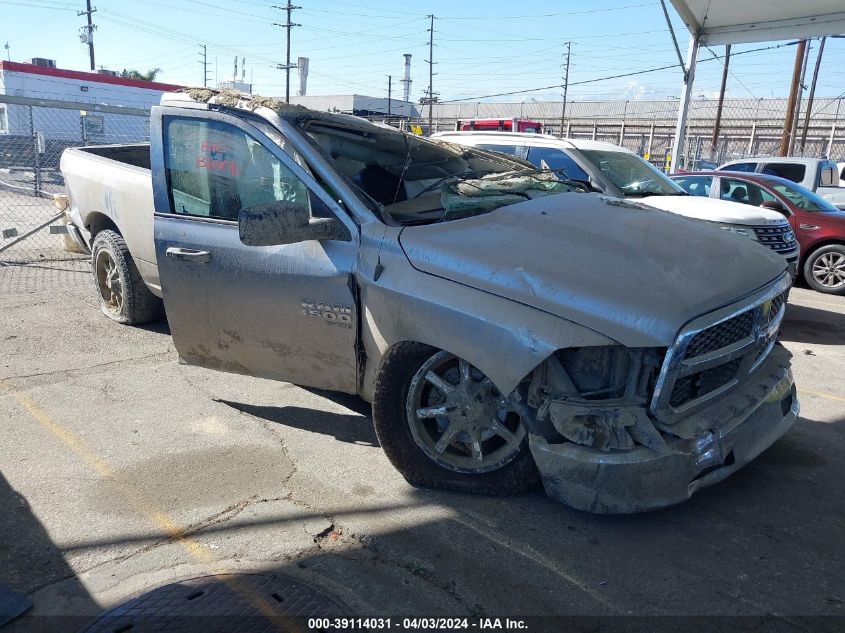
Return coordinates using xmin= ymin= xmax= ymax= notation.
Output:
xmin=559 ymin=42 xmax=570 ymax=138
xmin=788 ymin=39 xmax=812 ymax=155
xmin=387 ymin=75 xmax=392 ymax=120
xmin=780 ymin=38 xmax=807 ymax=156
xmin=273 ymin=1 xmax=300 ymax=103
xmin=418 ymin=15 xmax=439 ymax=135
xmin=199 ymin=44 xmax=210 ymax=87
xmin=800 ymin=37 xmax=826 ymax=155
xmin=78 ymin=0 xmax=97 ymax=71
xmin=710 ymin=44 xmax=731 ymax=160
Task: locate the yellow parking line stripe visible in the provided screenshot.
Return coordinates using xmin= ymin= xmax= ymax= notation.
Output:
xmin=798 ymin=388 xmax=845 ymax=404
xmin=0 ymin=379 xmax=281 ymax=623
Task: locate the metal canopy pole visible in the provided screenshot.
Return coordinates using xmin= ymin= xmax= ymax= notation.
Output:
xmin=669 ymin=33 xmax=699 ymax=174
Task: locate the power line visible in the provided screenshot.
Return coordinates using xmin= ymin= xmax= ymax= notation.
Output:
xmin=437 ymin=40 xmax=802 ymax=105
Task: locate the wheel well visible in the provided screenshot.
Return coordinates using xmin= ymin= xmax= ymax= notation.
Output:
xmin=800 ymin=239 xmax=845 ymax=266
xmin=86 ymin=212 xmax=120 ymax=241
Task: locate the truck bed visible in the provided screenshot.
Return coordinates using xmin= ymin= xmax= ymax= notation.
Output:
xmin=78 ymin=144 xmax=152 ymax=170
xmin=61 ymin=143 xmax=161 ymax=295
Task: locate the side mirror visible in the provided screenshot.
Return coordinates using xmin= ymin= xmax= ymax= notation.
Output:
xmin=759 ymin=200 xmax=789 ymax=217
xmin=238 ymin=201 xmax=350 ymax=247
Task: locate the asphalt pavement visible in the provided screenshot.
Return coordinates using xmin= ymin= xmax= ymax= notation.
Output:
xmin=1 ymin=260 xmax=843 ymax=631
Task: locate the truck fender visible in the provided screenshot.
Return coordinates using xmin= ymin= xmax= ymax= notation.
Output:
xmin=358 ymin=253 xmax=617 ymax=401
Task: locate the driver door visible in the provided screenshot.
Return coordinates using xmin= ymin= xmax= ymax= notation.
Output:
xmin=151 ymin=107 xmax=359 ymax=393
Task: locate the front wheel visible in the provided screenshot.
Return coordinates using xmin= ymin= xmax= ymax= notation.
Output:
xmin=803 ymin=244 xmax=845 ymax=295
xmin=372 ymin=343 xmax=538 ymax=495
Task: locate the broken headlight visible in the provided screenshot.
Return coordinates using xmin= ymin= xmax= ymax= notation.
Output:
xmin=527 ymin=346 xmax=668 ymax=452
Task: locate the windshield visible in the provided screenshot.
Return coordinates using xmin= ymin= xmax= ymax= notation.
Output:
xmin=769 ymin=179 xmax=840 ymax=212
xmin=302 ymin=118 xmax=585 ymax=225
xmin=578 ymin=149 xmax=685 ymax=196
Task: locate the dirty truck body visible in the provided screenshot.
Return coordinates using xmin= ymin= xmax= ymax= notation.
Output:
xmin=60 ymin=91 xmax=799 ymax=513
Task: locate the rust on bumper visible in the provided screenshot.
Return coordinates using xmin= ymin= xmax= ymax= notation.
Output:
xmin=529 ymin=344 xmax=798 ymax=513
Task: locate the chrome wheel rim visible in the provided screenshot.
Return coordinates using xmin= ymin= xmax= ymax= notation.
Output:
xmin=811 ymin=252 xmax=845 ymax=289
xmin=95 ymin=250 xmax=123 ymax=314
xmin=405 ymin=351 xmax=525 ymax=474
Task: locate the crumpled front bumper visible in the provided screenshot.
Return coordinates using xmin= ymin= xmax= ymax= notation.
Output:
xmin=529 ymin=344 xmax=798 ymax=514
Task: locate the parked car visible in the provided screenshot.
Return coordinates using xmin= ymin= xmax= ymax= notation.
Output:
xmin=673 ymin=171 xmax=845 ymax=295
xmin=60 ymin=90 xmax=798 ymax=513
xmin=431 ymin=132 xmax=799 ymax=276
xmin=717 ymin=157 xmax=845 ymax=210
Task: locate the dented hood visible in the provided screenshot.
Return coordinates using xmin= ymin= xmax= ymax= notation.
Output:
xmin=398 ymin=193 xmax=787 ymax=348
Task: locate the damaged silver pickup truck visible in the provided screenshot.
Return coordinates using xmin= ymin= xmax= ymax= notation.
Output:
xmin=60 ymin=90 xmax=799 ymax=513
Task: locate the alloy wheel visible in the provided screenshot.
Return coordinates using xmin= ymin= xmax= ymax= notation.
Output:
xmin=405 ymin=351 xmax=525 ymax=474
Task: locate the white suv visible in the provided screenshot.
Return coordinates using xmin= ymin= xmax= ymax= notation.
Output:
xmin=432 ymin=132 xmax=799 ymax=276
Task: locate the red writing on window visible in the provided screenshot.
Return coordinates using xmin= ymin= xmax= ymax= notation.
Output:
xmin=196 ymin=155 xmax=240 ymax=176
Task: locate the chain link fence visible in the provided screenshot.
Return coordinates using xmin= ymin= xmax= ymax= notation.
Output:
xmin=3 ymin=93 xmax=845 ymax=265
xmin=411 ymin=96 xmax=845 ymax=171
xmin=0 ymin=94 xmax=149 ymax=265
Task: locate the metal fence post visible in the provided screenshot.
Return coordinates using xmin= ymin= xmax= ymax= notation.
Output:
xmin=29 ymin=106 xmax=41 ymax=197
xmin=827 ymin=97 xmax=842 ymax=158
xmin=646 ymin=122 xmax=655 ymax=159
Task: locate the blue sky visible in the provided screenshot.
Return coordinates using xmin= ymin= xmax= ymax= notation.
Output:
xmin=2 ymin=0 xmax=844 ymax=103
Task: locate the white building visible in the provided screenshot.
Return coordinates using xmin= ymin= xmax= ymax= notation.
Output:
xmin=0 ymin=59 xmax=183 ymax=144
xmin=289 ymin=94 xmax=419 ymax=119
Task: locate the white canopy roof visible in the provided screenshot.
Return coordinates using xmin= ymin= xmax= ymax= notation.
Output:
xmin=669 ymin=0 xmax=845 ymax=45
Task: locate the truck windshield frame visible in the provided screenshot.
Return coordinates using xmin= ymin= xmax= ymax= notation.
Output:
xmin=295 ymin=117 xmax=549 ymax=226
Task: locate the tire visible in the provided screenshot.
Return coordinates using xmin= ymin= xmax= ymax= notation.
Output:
xmin=372 ymin=342 xmax=538 ymax=495
xmin=803 ymin=244 xmax=845 ymax=295
xmin=91 ymin=230 xmax=163 ymax=325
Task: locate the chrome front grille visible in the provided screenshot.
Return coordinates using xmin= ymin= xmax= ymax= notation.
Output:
xmin=752 ymin=224 xmax=798 ymax=254
xmin=651 ymin=275 xmax=792 ymax=423
xmin=683 ymin=311 xmax=754 ymax=360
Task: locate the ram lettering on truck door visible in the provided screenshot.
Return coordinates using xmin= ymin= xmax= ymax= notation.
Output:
xmin=150 ymin=107 xmax=359 ymax=393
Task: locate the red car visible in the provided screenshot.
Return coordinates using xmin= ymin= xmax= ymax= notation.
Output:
xmin=672 ymin=171 xmax=845 ymax=295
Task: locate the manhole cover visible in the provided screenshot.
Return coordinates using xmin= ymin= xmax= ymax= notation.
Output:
xmin=77 ymin=573 xmax=348 ymax=632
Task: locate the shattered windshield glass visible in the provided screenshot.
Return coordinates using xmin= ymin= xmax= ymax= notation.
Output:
xmin=301 ymin=118 xmax=586 ymax=225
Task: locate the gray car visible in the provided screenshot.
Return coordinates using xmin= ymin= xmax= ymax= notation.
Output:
xmin=60 ymin=90 xmax=799 ymax=513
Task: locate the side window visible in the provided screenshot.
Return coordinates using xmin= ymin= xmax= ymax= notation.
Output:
xmin=718 ymin=178 xmax=776 ymax=206
xmin=476 ymin=144 xmax=529 ymax=161
xmin=721 ymin=162 xmax=758 ymax=173
xmin=761 ymin=162 xmax=805 ymax=183
xmin=526 ymin=147 xmax=590 ymax=180
xmin=164 ymin=117 xmax=317 ymax=221
xmin=673 ymin=175 xmax=712 ymax=197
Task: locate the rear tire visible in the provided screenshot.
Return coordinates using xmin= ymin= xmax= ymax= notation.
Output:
xmin=372 ymin=342 xmax=538 ymax=495
xmin=91 ymin=230 xmax=163 ymax=325
xmin=803 ymin=244 xmax=845 ymax=295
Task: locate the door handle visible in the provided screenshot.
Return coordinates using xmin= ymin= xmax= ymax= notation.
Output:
xmin=799 ymin=224 xmax=820 ymax=230
xmin=165 ymin=247 xmax=211 ymax=263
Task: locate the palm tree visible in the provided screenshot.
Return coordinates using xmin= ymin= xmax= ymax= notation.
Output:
xmin=120 ymin=68 xmax=162 ymax=82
